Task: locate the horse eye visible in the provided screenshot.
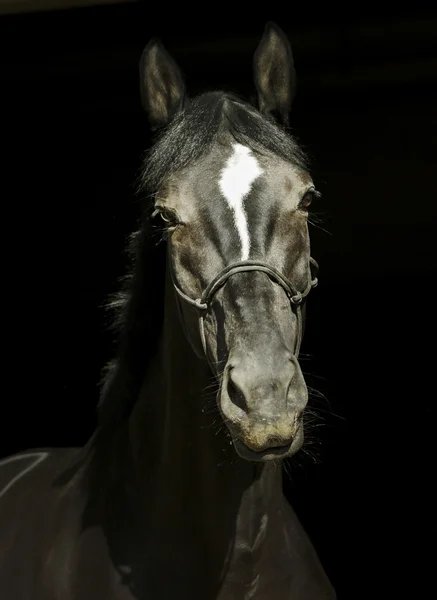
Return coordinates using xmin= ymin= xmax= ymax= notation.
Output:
xmin=160 ymin=210 xmax=174 ymax=223
xmin=154 ymin=207 xmax=178 ymax=225
xmin=299 ymin=191 xmax=315 ymax=210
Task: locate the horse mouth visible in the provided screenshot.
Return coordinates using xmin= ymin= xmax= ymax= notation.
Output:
xmin=232 ymin=428 xmax=303 ymax=462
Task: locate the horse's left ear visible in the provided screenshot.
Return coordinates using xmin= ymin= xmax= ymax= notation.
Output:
xmin=253 ymin=22 xmax=296 ymax=126
xmin=139 ymin=38 xmax=186 ymax=131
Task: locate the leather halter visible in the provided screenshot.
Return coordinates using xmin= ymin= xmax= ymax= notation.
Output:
xmin=171 ymin=257 xmax=319 ymax=373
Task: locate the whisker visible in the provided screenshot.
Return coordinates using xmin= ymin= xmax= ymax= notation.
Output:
xmin=307 ymin=217 xmax=332 ymax=237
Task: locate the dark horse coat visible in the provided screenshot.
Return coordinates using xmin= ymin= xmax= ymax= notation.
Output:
xmin=0 ymin=22 xmax=336 ymax=600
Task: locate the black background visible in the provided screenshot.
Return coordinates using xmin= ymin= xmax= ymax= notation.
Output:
xmin=1 ymin=2 xmax=436 ymax=598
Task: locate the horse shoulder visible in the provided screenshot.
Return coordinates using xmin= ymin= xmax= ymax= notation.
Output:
xmin=0 ymin=448 xmax=90 ymax=599
xmin=0 ymin=449 xmax=52 ymax=499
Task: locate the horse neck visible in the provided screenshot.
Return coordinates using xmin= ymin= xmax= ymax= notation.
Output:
xmin=128 ymin=260 xmax=284 ymax=549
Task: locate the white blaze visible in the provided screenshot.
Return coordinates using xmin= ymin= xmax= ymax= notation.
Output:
xmin=218 ymin=143 xmax=263 ymax=260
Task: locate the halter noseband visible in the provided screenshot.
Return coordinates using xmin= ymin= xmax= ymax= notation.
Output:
xmin=171 ymin=257 xmax=319 ymax=372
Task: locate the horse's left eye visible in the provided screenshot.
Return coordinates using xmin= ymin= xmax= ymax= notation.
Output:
xmin=299 ymin=193 xmax=313 ymax=210
xmin=299 ymin=190 xmax=317 ymax=210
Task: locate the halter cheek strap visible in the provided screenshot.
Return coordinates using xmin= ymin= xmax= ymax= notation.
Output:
xmin=171 ymin=257 xmax=319 ymax=372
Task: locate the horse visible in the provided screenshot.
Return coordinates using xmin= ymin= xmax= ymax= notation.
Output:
xmin=0 ymin=22 xmax=336 ymax=600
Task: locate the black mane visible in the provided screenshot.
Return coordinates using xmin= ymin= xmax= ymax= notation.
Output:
xmin=97 ymin=92 xmax=308 ymax=430
xmin=141 ymin=91 xmax=307 ymax=194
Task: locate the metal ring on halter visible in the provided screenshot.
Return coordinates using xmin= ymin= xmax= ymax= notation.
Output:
xmin=171 ymin=257 xmax=319 ymax=372
xmin=291 ymin=292 xmax=302 ymax=305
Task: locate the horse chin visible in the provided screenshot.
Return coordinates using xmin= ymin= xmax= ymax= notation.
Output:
xmin=231 ymin=426 xmax=304 ymax=462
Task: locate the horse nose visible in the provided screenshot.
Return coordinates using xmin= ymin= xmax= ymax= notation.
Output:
xmin=221 ymin=356 xmax=300 ymax=423
xmin=219 ymin=355 xmax=308 ymax=456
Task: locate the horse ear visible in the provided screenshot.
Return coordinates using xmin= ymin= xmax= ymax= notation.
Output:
xmin=253 ymin=22 xmax=296 ymax=126
xmin=140 ymin=38 xmax=186 ymax=131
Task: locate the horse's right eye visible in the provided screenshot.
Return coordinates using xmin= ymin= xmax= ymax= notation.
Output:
xmin=160 ymin=209 xmax=175 ymax=223
xmin=153 ymin=207 xmax=179 ymax=226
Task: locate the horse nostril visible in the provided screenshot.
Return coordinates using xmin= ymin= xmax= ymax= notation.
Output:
xmin=227 ymin=375 xmax=248 ymax=413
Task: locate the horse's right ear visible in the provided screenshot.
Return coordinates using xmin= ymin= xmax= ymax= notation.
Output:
xmin=139 ymin=39 xmax=186 ymax=131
